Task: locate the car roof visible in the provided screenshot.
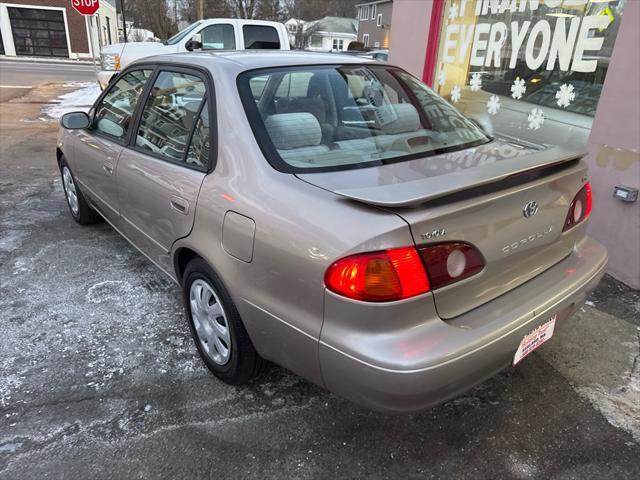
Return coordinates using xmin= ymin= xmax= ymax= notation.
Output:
xmin=142 ymin=50 xmax=376 ymax=72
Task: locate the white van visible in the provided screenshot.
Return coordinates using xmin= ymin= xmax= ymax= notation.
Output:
xmin=98 ymin=19 xmax=290 ymax=88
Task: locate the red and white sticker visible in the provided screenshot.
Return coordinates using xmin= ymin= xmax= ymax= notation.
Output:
xmin=512 ymin=314 xmax=557 ymax=366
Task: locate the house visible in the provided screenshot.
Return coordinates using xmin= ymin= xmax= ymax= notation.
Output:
xmin=285 ymin=16 xmax=357 ymax=52
xmin=0 ymin=0 xmax=118 ymax=59
xmin=356 ymin=0 xmax=393 ymax=49
xmin=307 ymin=16 xmax=357 ymax=52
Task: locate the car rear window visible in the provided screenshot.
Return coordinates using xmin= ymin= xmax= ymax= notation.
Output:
xmin=237 ymin=64 xmax=490 ymax=173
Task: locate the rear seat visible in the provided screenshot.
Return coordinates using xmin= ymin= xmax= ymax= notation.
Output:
xmin=264 ymin=112 xmax=330 ymax=166
xmin=264 ymin=104 xmax=427 ymax=167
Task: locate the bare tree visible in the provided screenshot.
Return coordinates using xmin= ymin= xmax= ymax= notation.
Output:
xmin=228 ymin=0 xmax=258 ymax=18
xmin=256 ymin=0 xmax=284 ymax=21
xmin=283 ymin=0 xmax=359 ymax=21
xmin=121 ymin=0 xmax=177 ymax=39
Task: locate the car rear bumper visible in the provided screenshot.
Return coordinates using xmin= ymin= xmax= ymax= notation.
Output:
xmin=319 ymin=236 xmax=607 ymax=413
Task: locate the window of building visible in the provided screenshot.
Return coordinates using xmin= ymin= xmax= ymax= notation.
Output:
xmin=135 ymin=71 xmax=206 ymax=165
xmin=309 ymin=35 xmax=322 ymax=48
xmin=200 ymin=23 xmax=235 ymax=50
xmin=243 ymin=25 xmax=280 ymax=49
xmin=371 ymin=4 xmax=377 ymax=20
xmin=360 ymin=6 xmax=369 ymax=21
xmin=362 ymin=33 xmax=369 ymax=47
xmin=377 ymin=14 xmax=383 ymax=27
xmin=332 ymin=38 xmax=344 ymax=51
xmin=93 ymin=69 xmax=152 ymax=140
xmin=434 ymin=0 xmax=626 ymax=149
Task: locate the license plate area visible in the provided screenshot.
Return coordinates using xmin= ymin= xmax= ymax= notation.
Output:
xmin=512 ymin=314 xmax=557 ymax=366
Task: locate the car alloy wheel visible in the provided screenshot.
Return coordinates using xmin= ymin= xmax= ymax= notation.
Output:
xmin=62 ymin=166 xmax=79 ymax=215
xmin=189 ymin=278 xmax=232 ymax=365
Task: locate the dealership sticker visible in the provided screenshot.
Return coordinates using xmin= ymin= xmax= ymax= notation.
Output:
xmin=512 ymin=315 xmax=557 ymax=366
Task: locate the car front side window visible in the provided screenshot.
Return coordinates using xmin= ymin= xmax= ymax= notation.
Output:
xmin=93 ymin=69 xmax=153 ymax=140
xmin=135 ymin=70 xmax=207 ymax=166
xmin=199 ymin=24 xmax=236 ymax=50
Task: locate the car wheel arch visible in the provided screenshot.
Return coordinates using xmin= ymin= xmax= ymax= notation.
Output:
xmin=56 ymin=148 xmax=64 ymax=167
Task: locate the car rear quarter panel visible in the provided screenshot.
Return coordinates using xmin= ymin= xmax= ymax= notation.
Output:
xmin=171 ymin=67 xmax=415 ymax=387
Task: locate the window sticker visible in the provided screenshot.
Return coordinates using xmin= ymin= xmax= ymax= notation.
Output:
xmin=511 ymin=77 xmax=526 ymax=100
xmin=437 ymin=68 xmax=447 ymax=86
xmin=527 ymin=108 xmax=545 ymax=130
xmin=487 ymin=95 xmax=500 ymax=116
xmin=555 ymin=83 xmax=576 ymax=108
xmin=469 ymin=72 xmax=482 ymax=92
xmin=451 ymin=85 xmax=462 ymax=103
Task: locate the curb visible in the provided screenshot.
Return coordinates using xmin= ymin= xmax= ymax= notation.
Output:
xmin=0 ymin=55 xmax=95 ymax=66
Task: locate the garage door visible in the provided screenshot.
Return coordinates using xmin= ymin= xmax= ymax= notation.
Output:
xmin=8 ymin=7 xmax=69 ymax=57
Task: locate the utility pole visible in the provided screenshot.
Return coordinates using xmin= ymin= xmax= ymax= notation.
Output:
xmin=120 ymin=0 xmax=128 ymax=42
xmin=198 ymin=0 xmax=204 ymax=20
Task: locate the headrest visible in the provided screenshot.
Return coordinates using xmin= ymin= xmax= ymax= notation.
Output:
xmin=265 ymin=113 xmax=322 ymax=150
xmin=377 ymin=103 xmax=421 ymax=134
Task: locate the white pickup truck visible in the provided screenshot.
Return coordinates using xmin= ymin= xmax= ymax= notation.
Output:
xmin=98 ymin=19 xmax=290 ymax=88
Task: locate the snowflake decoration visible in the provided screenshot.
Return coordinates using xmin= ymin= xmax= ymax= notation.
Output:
xmin=438 ymin=68 xmax=447 ymax=86
xmin=451 ymin=85 xmax=461 ymax=103
xmin=511 ymin=77 xmax=526 ymax=100
xmin=470 ymin=73 xmax=482 ymax=92
xmin=555 ymin=83 xmax=576 ymax=108
xmin=487 ymin=95 xmax=501 ymax=115
xmin=448 ymin=2 xmax=459 ymax=20
xmin=527 ymin=108 xmax=545 ymax=130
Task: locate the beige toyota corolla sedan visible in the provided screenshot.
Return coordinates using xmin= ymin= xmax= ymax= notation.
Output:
xmin=56 ymin=51 xmax=607 ymax=412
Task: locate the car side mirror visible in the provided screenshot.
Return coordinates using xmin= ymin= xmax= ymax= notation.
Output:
xmin=185 ymin=33 xmax=203 ymax=52
xmin=61 ymin=111 xmax=90 ymax=130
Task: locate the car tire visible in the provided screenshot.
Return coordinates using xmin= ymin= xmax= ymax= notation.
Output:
xmin=183 ymin=258 xmax=264 ymax=385
xmin=59 ymin=158 xmax=101 ymax=225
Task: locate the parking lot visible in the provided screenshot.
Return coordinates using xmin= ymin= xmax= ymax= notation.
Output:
xmin=1 ymin=82 xmax=639 ymax=479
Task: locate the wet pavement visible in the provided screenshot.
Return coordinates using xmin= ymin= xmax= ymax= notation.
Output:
xmin=1 ymin=84 xmax=639 ymax=479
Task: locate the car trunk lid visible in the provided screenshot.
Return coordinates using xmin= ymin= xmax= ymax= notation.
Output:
xmin=297 ymin=140 xmax=588 ymax=319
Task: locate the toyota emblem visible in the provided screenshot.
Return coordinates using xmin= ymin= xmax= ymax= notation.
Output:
xmin=523 ymin=201 xmax=539 ymax=218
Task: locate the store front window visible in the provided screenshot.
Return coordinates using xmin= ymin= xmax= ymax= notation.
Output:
xmin=434 ymin=0 xmax=626 ymax=149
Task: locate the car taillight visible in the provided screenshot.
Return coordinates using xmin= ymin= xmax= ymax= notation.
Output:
xmin=563 ymin=182 xmax=592 ymax=232
xmin=325 ymin=242 xmax=486 ymax=302
xmin=417 ymin=242 xmax=485 ymax=290
xmin=324 ymin=247 xmax=430 ymax=302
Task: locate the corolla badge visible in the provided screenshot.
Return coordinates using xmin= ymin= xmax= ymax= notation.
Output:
xmin=522 ymin=201 xmax=539 ymax=218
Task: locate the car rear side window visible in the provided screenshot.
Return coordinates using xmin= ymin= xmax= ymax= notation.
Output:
xmin=200 ymin=23 xmax=235 ymax=50
xmin=93 ymin=69 xmax=152 ymax=140
xmin=242 ymin=25 xmax=280 ymax=49
xmin=135 ymin=71 xmax=206 ymax=166
xmin=185 ymin=100 xmax=210 ymax=168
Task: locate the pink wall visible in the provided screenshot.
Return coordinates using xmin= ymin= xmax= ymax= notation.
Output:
xmin=388 ymin=0 xmax=434 ymax=78
xmin=584 ymin=0 xmax=640 ymax=288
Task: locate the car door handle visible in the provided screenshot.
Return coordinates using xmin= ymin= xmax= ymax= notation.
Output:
xmin=103 ymin=162 xmax=114 ymax=175
xmin=170 ymin=196 xmax=189 ymax=215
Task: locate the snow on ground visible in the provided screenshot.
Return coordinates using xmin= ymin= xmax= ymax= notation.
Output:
xmin=42 ymin=82 xmax=101 ymax=120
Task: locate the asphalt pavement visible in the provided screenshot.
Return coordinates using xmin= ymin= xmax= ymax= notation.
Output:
xmin=0 ymin=82 xmax=639 ymax=479
xmin=0 ymin=59 xmax=97 ymax=102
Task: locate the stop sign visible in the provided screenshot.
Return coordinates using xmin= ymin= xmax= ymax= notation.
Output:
xmin=71 ymin=0 xmax=100 ymax=16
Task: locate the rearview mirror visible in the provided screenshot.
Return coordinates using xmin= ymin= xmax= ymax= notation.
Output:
xmin=61 ymin=111 xmax=90 ymax=130
xmin=185 ymin=33 xmax=203 ymax=52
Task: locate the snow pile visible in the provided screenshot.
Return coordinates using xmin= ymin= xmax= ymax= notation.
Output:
xmin=43 ymin=82 xmax=101 ymax=119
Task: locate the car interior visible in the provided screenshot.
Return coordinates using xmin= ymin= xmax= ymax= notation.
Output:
xmin=248 ymin=66 xmax=482 ymax=169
